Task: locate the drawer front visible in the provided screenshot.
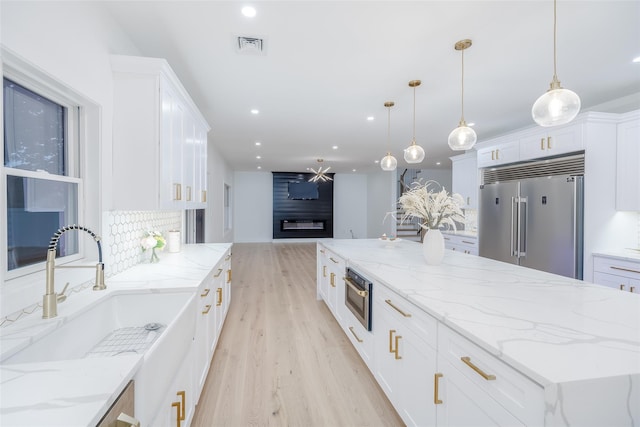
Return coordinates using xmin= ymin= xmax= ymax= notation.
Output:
xmin=439 ymin=325 xmax=544 ymax=426
xmin=342 ymin=311 xmax=374 ymax=366
xmin=593 ymin=256 xmax=640 ymax=281
xmin=374 ymin=284 xmax=438 ymax=350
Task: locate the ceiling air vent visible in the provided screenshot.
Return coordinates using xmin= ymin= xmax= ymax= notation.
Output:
xmin=236 ymin=36 xmax=267 ymax=55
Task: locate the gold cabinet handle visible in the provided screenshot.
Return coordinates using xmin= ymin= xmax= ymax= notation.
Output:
xmin=491 ymin=150 xmax=495 ymax=161
xmin=186 ymin=186 xmax=192 ymax=202
xmin=434 ymin=373 xmax=443 ymax=404
xmin=216 ymin=288 xmax=223 ymax=306
xmin=461 ymin=240 xmax=476 ymax=245
xmin=540 ymin=138 xmax=545 ymax=150
xmin=174 ymin=183 xmax=182 ymax=201
xmin=177 ymin=391 xmax=186 ymax=421
xmin=611 ymin=266 xmax=640 ymax=274
xmin=330 ymin=257 xmax=339 ymax=264
xmin=344 ymin=277 xmax=368 ymax=297
xmin=171 ymin=401 xmax=181 ymax=427
xmin=201 ymin=190 xmax=207 ymax=203
xmin=322 ymin=265 xmax=327 ymax=277
xmin=547 ymin=136 xmax=552 ymax=149
xmin=201 ymin=288 xmax=210 ymax=298
xmin=225 ymin=254 xmax=231 ymax=261
xmin=202 ymin=304 xmax=212 ymax=315
xmin=620 ymin=284 xmax=626 ymax=291
xmin=394 ymin=335 xmax=402 ymax=360
xmin=385 ymin=299 xmax=411 ymax=317
xmin=227 ymin=269 xmax=232 ymax=283
xmin=349 ymin=326 xmax=364 ymax=343
xmin=388 ymin=329 xmax=396 ymax=353
xmin=214 ymin=268 xmax=223 ymax=278
xmin=320 ymin=249 xmax=325 ymax=254
xmin=631 ymin=286 xmax=636 ymax=293
xmin=461 ymin=356 xmax=496 ymax=381
xmin=330 ymin=272 xmax=336 ymax=287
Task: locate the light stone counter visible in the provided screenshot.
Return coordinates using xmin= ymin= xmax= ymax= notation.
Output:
xmin=440 ymin=229 xmax=478 ymax=239
xmin=321 ymin=239 xmax=640 ymax=425
xmin=0 ymin=243 xmax=231 ymax=427
xmin=593 ymin=248 xmax=640 ymax=264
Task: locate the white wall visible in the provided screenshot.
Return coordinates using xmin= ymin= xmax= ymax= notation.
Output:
xmin=333 ymin=173 xmax=367 ymax=239
xmin=206 ymin=143 xmax=234 ymax=243
xmin=367 ymin=171 xmax=396 ymax=238
xmin=233 ymin=171 xmax=273 ymax=242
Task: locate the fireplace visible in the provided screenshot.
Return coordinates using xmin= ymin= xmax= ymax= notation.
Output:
xmin=281 ymin=219 xmax=326 ymax=231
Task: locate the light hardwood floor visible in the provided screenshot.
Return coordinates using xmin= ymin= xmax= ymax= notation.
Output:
xmin=192 ymin=243 xmax=404 ymax=427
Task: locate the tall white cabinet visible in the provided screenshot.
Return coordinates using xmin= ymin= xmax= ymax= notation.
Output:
xmin=111 ymin=54 xmax=210 ymax=211
xmin=616 ymin=110 xmax=640 ymax=211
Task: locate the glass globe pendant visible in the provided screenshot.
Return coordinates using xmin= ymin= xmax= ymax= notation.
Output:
xmin=404 ymin=80 xmax=425 ymax=164
xmin=380 ymin=101 xmax=397 ymax=171
xmin=448 ymin=39 xmax=477 ymax=151
xmin=532 ymin=0 xmax=580 ymax=127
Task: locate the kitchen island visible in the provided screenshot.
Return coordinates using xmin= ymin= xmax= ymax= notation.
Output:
xmin=318 ymin=239 xmax=640 ymax=426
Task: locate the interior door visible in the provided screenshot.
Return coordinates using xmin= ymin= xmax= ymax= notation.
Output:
xmin=518 ymin=175 xmax=583 ymax=279
xmin=478 ymin=181 xmax=519 ymax=265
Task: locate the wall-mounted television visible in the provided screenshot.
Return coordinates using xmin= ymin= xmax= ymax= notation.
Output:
xmin=288 ymin=181 xmax=319 ymax=200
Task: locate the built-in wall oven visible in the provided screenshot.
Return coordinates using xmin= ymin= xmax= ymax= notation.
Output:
xmin=344 ymin=268 xmax=373 ymax=331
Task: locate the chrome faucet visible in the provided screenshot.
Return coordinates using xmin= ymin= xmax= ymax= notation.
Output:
xmin=43 ymin=225 xmax=106 ymax=319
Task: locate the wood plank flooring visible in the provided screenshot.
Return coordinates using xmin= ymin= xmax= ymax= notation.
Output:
xmin=192 ymin=243 xmax=404 ymax=427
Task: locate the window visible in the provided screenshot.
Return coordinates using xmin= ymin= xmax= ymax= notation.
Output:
xmin=224 ymin=183 xmax=232 ymax=232
xmin=3 ymin=77 xmax=81 ymax=273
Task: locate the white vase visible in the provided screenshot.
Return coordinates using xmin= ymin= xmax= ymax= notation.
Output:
xmin=422 ymin=228 xmax=445 ymax=265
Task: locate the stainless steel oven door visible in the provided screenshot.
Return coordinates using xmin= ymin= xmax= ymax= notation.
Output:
xmin=344 ymin=276 xmax=371 ymax=331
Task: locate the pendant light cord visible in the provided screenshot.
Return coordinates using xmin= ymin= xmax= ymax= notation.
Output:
xmin=387 ymin=104 xmax=391 ymax=150
xmin=553 ymin=0 xmax=558 ymax=82
xmin=460 ymin=47 xmax=465 ymax=122
xmin=412 ymin=86 xmax=416 ymax=141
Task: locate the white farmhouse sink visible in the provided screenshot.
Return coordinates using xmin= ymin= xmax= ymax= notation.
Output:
xmin=2 ymin=290 xmax=196 ymax=365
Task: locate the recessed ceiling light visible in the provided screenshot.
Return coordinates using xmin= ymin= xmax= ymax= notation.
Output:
xmin=436 ymin=162 xmax=441 ymax=166
xmin=352 ymin=169 xmax=357 ymax=172
xmin=256 ymin=155 xmax=261 ymax=159
xmin=241 ymin=6 xmax=256 ymax=18
xmin=257 ymin=166 xmax=262 ymax=169
xmin=332 ymin=145 xmax=338 ymax=150
xmin=374 ymin=160 xmax=379 ymax=163
xmin=367 ymin=116 xmax=375 ymax=121
xmin=251 ymin=109 xmax=259 ymax=114
xmin=255 ymin=141 xmax=261 ymax=146
xmin=633 ymin=56 xmax=640 ymax=63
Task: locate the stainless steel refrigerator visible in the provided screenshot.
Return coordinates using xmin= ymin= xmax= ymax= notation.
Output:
xmin=479 ymin=173 xmax=584 ymax=279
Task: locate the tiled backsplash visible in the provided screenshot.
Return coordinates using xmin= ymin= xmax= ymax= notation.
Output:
xmin=106 ymin=210 xmax=182 ymax=276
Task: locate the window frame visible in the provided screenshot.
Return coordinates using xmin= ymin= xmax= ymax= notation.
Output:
xmin=2 ymin=59 xmax=85 ymax=280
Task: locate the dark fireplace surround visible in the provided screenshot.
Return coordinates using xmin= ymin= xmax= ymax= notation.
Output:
xmin=272 ymin=172 xmax=334 ymax=239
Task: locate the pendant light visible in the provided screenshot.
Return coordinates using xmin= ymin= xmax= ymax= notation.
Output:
xmin=531 ymin=0 xmax=581 ymax=127
xmin=403 ymin=80 xmax=425 ymax=164
xmin=448 ymin=39 xmax=477 ymax=151
xmin=380 ymin=101 xmax=397 ymax=171
xmin=309 ymin=158 xmax=333 ymax=183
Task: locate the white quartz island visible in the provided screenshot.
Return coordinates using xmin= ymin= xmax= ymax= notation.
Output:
xmin=0 ymin=243 xmax=232 ymax=426
xmin=319 ymin=238 xmax=640 ymax=426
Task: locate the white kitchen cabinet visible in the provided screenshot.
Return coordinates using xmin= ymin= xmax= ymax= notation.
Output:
xmin=316 ymin=246 xmax=329 ymax=301
xmin=593 ymin=255 xmax=640 ymax=294
xmin=616 ymin=110 xmax=640 ymax=211
xmin=436 ymin=325 xmax=544 ymax=426
xmin=319 ymin=249 xmax=346 ymax=323
xmin=373 ymin=285 xmax=438 ymax=427
xmin=193 ymin=269 xmax=215 ymax=401
xmin=151 ymin=345 xmax=195 ymax=427
xmin=518 ymin=124 xmax=583 ymax=162
xmin=442 ymin=233 xmax=478 ymax=255
xmin=111 ymin=54 xmax=209 ymax=211
xmin=476 ymin=137 xmax=519 ymax=168
xmin=450 ymin=151 xmax=478 ymax=209
xmin=342 ymin=309 xmax=375 ymax=366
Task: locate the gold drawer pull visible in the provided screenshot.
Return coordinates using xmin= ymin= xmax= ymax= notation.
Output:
xmin=200 ymin=288 xmax=210 ymax=298
xmin=461 ymin=240 xmax=476 ymax=245
xmin=619 ymin=284 xmax=626 ymax=291
xmin=385 ymin=299 xmax=411 ymax=317
xmin=547 ymin=136 xmax=552 ymax=149
xmin=540 ymin=138 xmax=545 ymax=150
xmin=330 ymin=272 xmax=336 ymax=287
xmin=171 ymin=401 xmax=181 ymax=427
xmin=177 ymin=390 xmax=186 ymax=421
xmin=217 ymin=288 xmax=223 ymax=306
xmin=202 ymin=304 xmax=212 ymax=315
xmin=349 ymin=326 xmax=364 ymax=343
xmin=330 ymin=257 xmax=339 ymax=264
xmin=434 ymin=373 xmax=443 ymax=404
xmin=610 ymin=266 xmax=640 ymax=274
xmin=225 ymin=254 xmax=231 ymax=261
xmin=227 ymin=269 xmax=232 ymax=282
xmin=322 ymin=265 xmax=327 ymax=277
xmin=186 ymin=186 xmax=192 ymax=202
xmin=214 ymin=268 xmax=223 ymax=277
xmin=631 ymin=286 xmax=636 ymax=293
xmin=202 ymin=190 xmax=207 ymax=203
xmin=174 ymin=183 xmax=182 ymax=201
xmin=394 ymin=335 xmax=402 ymax=359
xmin=320 ymin=249 xmax=325 ymax=254
xmin=461 ymin=356 xmax=496 ymax=381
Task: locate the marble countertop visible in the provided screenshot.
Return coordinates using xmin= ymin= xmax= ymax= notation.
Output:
xmin=593 ymin=248 xmax=640 ymax=263
xmin=0 ymin=243 xmax=232 ymax=427
xmin=321 ymin=239 xmax=640 ymax=387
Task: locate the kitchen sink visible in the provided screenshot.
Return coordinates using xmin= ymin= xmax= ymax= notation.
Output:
xmin=2 ymin=290 xmax=196 ymax=365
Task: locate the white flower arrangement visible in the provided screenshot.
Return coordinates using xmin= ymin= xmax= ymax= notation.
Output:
xmin=141 ymin=231 xmax=166 ymax=262
xmin=398 ymin=180 xmax=465 ymax=230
